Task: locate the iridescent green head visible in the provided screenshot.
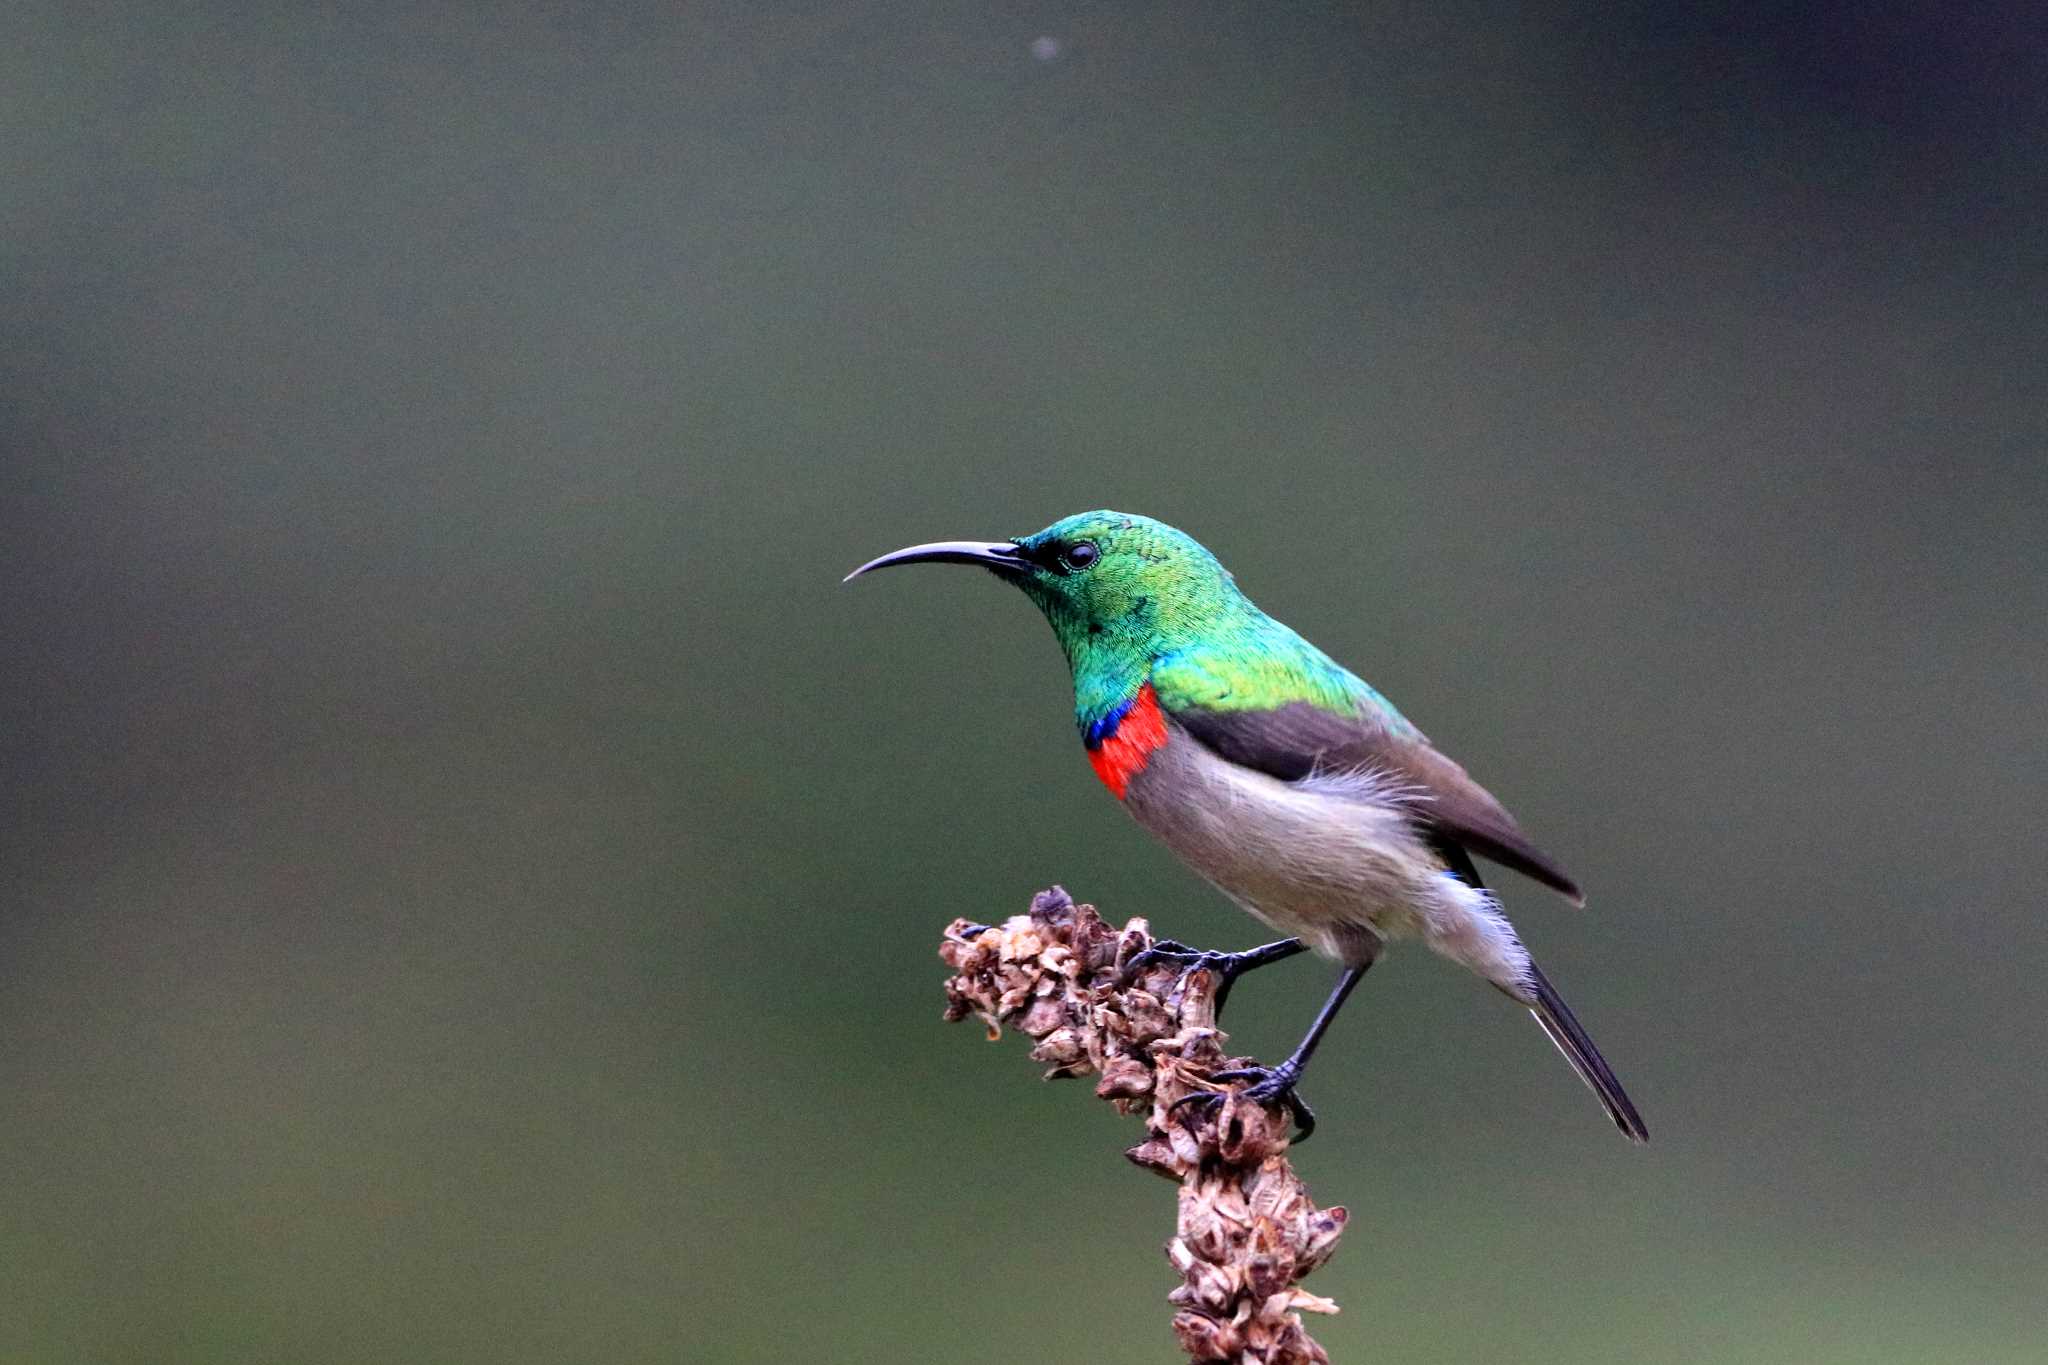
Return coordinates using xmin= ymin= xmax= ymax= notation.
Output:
xmin=846 ymin=509 xmax=1381 ymax=731
xmin=843 ymin=509 xmax=1251 ymax=668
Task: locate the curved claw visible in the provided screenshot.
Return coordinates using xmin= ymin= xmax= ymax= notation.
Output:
xmin=1167 ymin=1064 xmax=1318 ymax=1143
xmin=1124 ymin=937 xmax=1306 ymax=1015
xmin=1124 ymin=938 xmax=1207 ymax=975
xmin=1126 ymin=943 xmax=1223 ymax=992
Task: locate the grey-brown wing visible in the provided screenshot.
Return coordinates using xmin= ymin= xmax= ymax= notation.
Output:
xmin=1171 ymin=700 xmax=1585 ymax=904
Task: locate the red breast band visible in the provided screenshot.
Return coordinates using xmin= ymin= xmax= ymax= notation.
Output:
xmin=1087 ymin=683 xmax=1169 ymax=799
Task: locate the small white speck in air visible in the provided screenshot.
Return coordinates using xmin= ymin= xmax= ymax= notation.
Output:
xmin=1030 ymin=36 xmax=1061 ymax=62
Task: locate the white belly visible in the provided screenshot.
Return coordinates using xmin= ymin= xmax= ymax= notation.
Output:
xmin=1120 ymin=726 xmax=1535 ymax=993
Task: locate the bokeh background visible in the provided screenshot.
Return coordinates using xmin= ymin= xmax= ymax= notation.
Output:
xmin=6 ymin=3 xmax=2045 ymax=1361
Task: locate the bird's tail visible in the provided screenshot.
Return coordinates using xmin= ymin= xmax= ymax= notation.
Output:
xmin=1524 ymin=964 xmax=1649 ymax=1144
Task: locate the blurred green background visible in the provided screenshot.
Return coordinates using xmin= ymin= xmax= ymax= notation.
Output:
xmin=5 ymin=3 xmax=2045 ymax=1361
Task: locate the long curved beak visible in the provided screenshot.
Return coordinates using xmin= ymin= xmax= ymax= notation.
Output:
xmin=842 ymin=539 xmax=1029 ymax=583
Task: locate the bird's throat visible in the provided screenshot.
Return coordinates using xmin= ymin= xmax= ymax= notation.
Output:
xmin=1084 ymin=683 xmax=1170 ymax=799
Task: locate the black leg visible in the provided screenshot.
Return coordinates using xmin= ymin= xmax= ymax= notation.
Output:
xmin=1272 ymin=960 xmax=1369 ymax=1077
xmin=1173 ymin=959 xmax=1372 ymax=1143
xmin=1126 ymin=936 xmax=1307 ymax=1015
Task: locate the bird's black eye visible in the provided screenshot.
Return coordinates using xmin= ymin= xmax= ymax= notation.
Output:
xmin=1061 ymin=541 xmax=1099 ymax=571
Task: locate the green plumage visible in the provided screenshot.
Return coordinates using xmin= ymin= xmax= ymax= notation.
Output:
xmin=1012 ymin=511 xmax=1417 ymax=741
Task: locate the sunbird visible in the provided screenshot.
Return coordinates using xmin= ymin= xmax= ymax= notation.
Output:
xmin=845 ymin=510 xmax=1647 ymax=1144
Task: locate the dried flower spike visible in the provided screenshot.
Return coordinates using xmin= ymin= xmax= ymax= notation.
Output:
xmin=940 ymin=887 xmax=1347 ymax=1363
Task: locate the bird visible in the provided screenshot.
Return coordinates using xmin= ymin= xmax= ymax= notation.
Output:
xmin=844 ymin=510 xmax=1647 ymax=1144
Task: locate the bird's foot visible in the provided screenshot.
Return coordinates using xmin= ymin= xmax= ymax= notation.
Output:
xmin=1126 ymin=938 xmax=1235 ymax=986
xmin=1124 ymin=937 xmax=1304 ymax=1014
xmin=1170 ymin=1060 xmax=1317 ymax=1144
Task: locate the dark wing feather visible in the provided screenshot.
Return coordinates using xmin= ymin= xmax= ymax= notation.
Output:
xmin=1171 ymin=701 xmax=1585 ymax=904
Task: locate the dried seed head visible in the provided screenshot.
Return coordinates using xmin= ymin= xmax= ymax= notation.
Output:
xmin=939 ymin=891 xmax=1347 ymax=1362
xmin=1096 ymin=1054 xmax=1155 ymax=1103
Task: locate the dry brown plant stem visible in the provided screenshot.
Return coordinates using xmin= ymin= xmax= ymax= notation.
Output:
xmin=940 ymin=886 xmax=1348 ymax=1364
